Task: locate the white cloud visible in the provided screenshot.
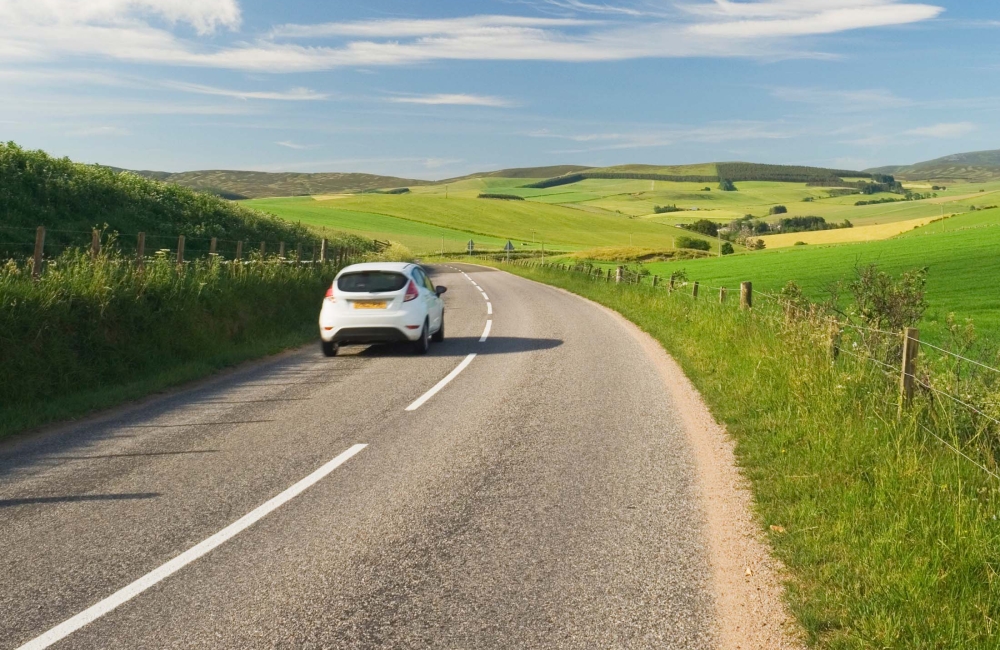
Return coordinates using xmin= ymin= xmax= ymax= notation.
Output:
xmin=771 ymin=87 xmax=912 ymax=110
xmin=535 ymin=121 xmax=799 ymax=152
xmin=163 ymin=82 xmax=328 ymax=101
xmin=387 ymin=93 xmax=516 ymax=108
xmin=905 ymin=122 xmax=977 ymax=138
xmin=0 ymin=1 xmax=945 ymax=72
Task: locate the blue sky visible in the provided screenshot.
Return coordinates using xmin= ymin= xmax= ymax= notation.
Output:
xmin=1 ymin=0 xmax=997 ymax=178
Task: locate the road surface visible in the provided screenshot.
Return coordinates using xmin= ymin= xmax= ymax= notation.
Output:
xmin=0 ymin=263 xmax=717 ymax=649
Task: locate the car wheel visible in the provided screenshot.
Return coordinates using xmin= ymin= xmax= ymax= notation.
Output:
xmin=321 ymin=340 xmax=339 ymax=357
xmin=432 ymin=311 xmax=445 ymax=342
xmin=413 ymin=319 xmax=430 ymax=355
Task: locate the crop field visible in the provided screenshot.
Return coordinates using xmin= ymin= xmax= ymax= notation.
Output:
xmin=249 ymin=194 xmax=723 ymax=253
xmin=759 ymin=216 xmax=938 ymax=248
xmin=631 ymin=207 xmax=1000 ymax=341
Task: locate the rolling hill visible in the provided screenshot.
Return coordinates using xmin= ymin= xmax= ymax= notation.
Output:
xmin=868 ymin=149 xmax=1000 ymax=182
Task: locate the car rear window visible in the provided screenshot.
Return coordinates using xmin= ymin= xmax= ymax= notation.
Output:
xmin=337 ymin=271 xmax=408 ymax=293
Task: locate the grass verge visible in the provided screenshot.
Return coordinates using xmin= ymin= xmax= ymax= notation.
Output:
xmin=0 ymin=249 xmax=342 ymax=441
xmin=489 ymin=261 xmax=1000 ymax=649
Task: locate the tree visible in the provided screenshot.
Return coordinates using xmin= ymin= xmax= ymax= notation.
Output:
xmin=720 ymin=242 xmax=734 ymax=255
xmin=769 ymin=205 xmax=787 ymax=215
xmin=676 ymin=236 xmax=711 ymax=251
xmin=718 ymin=179 xmax=737 ymax=192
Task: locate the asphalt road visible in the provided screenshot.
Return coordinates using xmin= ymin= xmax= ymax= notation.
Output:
xmin=0 ymin=263 xmax=716 ymax=649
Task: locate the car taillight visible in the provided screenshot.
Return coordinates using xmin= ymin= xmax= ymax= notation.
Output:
xmin=324 ymin=285 xmax=335 ymax=302
xmin=404 ymin=280 xmax=419 ymax=302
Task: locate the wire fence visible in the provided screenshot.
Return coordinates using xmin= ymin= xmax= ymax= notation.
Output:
xmin=1 ymin=224 xmax=392 ymax=275
xmin=498 ymin=255 xmax=1000 ymax=484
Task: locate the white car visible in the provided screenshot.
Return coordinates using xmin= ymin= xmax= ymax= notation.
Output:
xmin=319 ymin=262 xmax=446 ymax=357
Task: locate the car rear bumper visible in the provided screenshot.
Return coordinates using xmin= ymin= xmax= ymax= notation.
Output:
xmin=326 ymin=326 xmax=419 ymax=344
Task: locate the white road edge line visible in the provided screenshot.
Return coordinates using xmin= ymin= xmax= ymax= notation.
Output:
xmin=405 ymin=353 xmax=477 ymax=411
xmin=487 ymin=302 xmax=493 ymax=315
xmin=480 ymin=320 xmax=492 ymax=343
xmin=15 ymin=444 xmax=369 ymax=650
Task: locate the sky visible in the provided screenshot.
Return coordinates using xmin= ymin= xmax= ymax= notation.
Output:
xmin=1 ymin=0 xmax=997 ymax=179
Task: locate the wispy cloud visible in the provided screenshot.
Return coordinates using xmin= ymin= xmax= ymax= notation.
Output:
xmin=163 ymin=81 xmax=328 ymax=101
xmin=69 ymin=125 xmax=130 ymax=137
xmin=275 ymin=140 xmax=318 ymax=150
xmin=905 ymin=122 xmax=977 ymax=138
xmin=0 ymin=1 xmax=945 ymax=72
xmin=771 ymin=87 xmax=913 ymax=110
xmin=533 ymin=120 xmax=799 ymax=152
xmin=387 ymin=93 xmax=516 ymax=108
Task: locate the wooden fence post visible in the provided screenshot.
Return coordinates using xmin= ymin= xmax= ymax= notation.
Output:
xmin=136 ymin=232 xmax=145 ymax=269
xmin=606 ymin=268 xmax=611 ymax=282
xmin=278 ymin=242 xmax=285 ymax=259
xmin=719 ymin=286 xmax=727 ymax=304
xmin=692 ymin=281 xmax=700 ymax=299
xmin=235 ymin=241 xmax=243 ymax=262
xmin=296 ymin=242 xmax=302 ymax=262
xmin=260 ymin=241 xmax=266 ymax=257
xmin=320 ymin=239 xmax=328 ymax=263
xmin=176 ymin=235 xmax=185 ymax=267
xmin=91 ymin=229 xmax=101 ymax=260
xmin=829 ymin=322 xmax=842 ymax=361
xmin=32 ymin=226 xmax=45 ymax=280
xmin=668 ymin=274 xmax=675 ymax=292
xmin=615 ymin=266 xmax=623 ymax=284
xmin=740 ymin=281 xmax=752 ymax=309
xmin=209 ymin=237 xmax=217 ymax=256
xmin=899 ymin=328 xmax=920 ymax=414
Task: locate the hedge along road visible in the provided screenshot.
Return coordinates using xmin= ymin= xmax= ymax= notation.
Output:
xmin=0 ymin=264 xmax=787 ymax=649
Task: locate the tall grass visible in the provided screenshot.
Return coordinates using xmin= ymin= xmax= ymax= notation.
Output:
xmin=0 ymin=246 xmax=342 ymax=438
xmin=497 ymin=262 xmax=1000 ymax=649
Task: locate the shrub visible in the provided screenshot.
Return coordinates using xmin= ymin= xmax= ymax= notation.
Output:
xmin=676 ymin=236 xmax=711 ymax=251
xmin=653 ymin=204 xmax=682 ymax=213
xmin=720 ymin=242 xmax=735 ymax=255
xmin=770 ymin=205 xmax=788 ymax=215
xmin=718 ymin=179 xmax=738 ymax=192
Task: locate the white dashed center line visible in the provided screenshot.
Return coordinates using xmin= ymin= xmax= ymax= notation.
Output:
xmin=480 ymin=320 xmax=492 ymax=343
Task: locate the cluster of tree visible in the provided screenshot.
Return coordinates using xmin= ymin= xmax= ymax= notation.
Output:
xmin=680 ymin=219 xmax=720 ymax=237
xmin=701 ymin=187 xmax=712 ymax=191
xmin=477 ymin=193 xmax=525 ymax=201
xmin=932 ymin=185 xmax=947 ymax=191
xmin=776 ymin=216 xmax=851 ymax=233
xmin=718 ymin=179 xmax=738 ymax=192
xmin=675 ymin=236 xmax=711 ymax=251
xmin=523 ymin=172 xmax=718 ymax=189
xmin=653 ymin=204 xmax=683 ymax=213
xmin=769 ymin=205 xmax=788 ymax=215
xmin=716 ymin=162 xmax=869 ymax=183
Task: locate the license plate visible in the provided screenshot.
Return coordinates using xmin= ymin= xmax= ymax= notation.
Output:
xmin=353 ymin=300 xmax=387 ymax=309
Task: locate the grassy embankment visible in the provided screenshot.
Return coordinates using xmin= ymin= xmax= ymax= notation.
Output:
xmin=0 ymin=143 xmax=376 ymax=439
xmin=492 ymin=261 xmax=1000 ymax=649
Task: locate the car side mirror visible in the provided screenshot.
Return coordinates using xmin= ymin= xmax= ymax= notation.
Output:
xmin=435 ymin=286 xmax=448 ymax=296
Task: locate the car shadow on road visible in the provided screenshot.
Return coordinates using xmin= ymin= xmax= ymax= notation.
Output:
xmin=356 ymin=336 xmax=563 ymax=358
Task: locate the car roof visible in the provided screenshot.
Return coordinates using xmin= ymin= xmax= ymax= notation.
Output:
xmin=337 ymin=262 xmax=416 ymax=275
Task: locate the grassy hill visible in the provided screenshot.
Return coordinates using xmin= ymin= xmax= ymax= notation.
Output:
xmin=524 ymin=162 xmax=871 ymax=188
xmin=868 ymin=149 xmax=1000 ymax=182
xmin=125 ymin=169 xmax=434 ymax=200
xmin=0 ymin=143 xmax=323 ymax=258
xmin=442 ymin=165 xmax=592 ymax=181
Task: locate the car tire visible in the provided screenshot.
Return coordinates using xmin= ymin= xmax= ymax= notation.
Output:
xmin=413 ymin=319 xmax=430 ymax=355
xmin=432 ymin=311 xmax=445 ymax=342
xmin=321 ymin=340 xmax=339 ymax=357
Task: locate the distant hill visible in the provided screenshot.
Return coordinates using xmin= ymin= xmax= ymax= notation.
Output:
xmin=524 ymin=162 xmax=870 ymax=189
xmin=120 ymin=169 xmax=435 ymax=200
xmin=867 ymin=149 xmax=1000 ymax=182
xmin=442 ymin=165 xmax=592 ymax=182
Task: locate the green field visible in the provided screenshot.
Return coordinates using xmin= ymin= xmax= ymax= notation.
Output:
xmin=248 ymin=194 xmax=724 ymax=254
xmin=627 ymin=207 xmax=1000 ymax=341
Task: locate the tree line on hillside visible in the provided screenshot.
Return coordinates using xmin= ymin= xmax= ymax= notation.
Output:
xmin=477 ymin=193 xmax=526 ymax=200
